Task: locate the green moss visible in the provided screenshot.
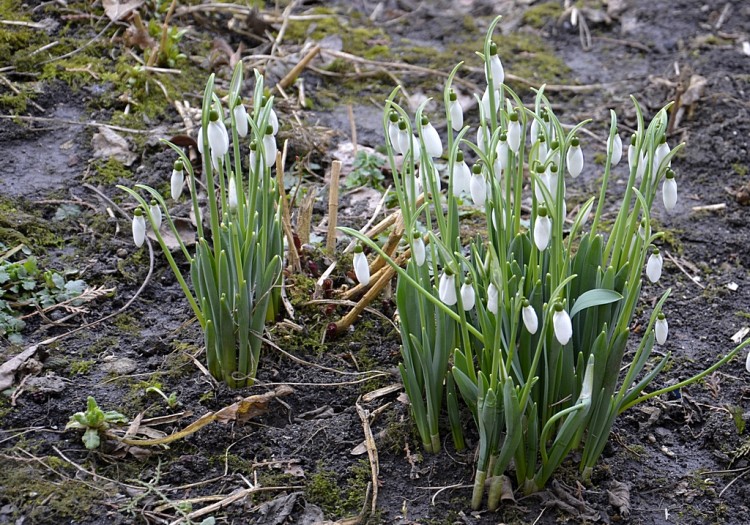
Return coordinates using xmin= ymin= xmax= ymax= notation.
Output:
xmin=0 ymin=197 xmax=65 ymax=248
xmin=523 ymin=1 xmax=564 ymax=29
xmin=86 ymin=335 xmax=120 ymax=355
xmin=113 ymin=312 xmax=142 ymax=335
xmin=593 ymin=152 xmax=608 ymax=166
xmin=304 ymin=460 xmax=373 ymax=519
xmin=69 ymin=359 xmax=95 ymax=375
xmin=732 ymin=163 xmax=748 ymax=177
xmin=92 ymin=158 xmax=132 ymax=185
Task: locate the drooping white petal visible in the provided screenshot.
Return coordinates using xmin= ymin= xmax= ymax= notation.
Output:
xmin=208 ymin=119 xmax=229 ymax=157
xmin=422 ymin=121 xmax=443 ymax=158
xmin=353 ymin=250 xmax=370 ymax=286
xmin=646 ymin=251 xmax=663 ymax=283
xmin=233 ymin=103 xmax=248 ymax=138
xmin=396 ymin=126 xmax=410 ymax=156
xmin=452 ymin=159 xmax=471 ymax=196
xmin=745 ymin=350 xmax=750 ymax=373
xmin=655 ymin=316 xmax=668 ymax=345
xmin=522 ymin=304 xmax=538 ymax=334
xmin=149 ymin=201 xmax=162 ymax=230
xmin=663 ymin=175 xmax=677 ymax=210
xmin=487 ymin=53 xmax=505 ymax=89
xmin=609 ymin=133 xmax=623 ymax=166
xmin=507 ymin=119 xmax=521 ymax=154
xmin=412 ymin=236 xmax=426 ymax=267
xmin=439 ymin=273 xmax=457 ymax=306
xmin=534 ymin=171 xmax=550 ymax=202
xmin=388 ymin=120 xmax=401 ymax=153
xmin=460 ymin=282 xmax=475 ymax=311
xmin=267 ymin=107 xmax=279 ymax=135
xmin=170 ymin=165 xmax=184 ymax=200
xmin=449 ymin=99 xmax=463 ymax=131
xmin=228 ymin=176 xmax=238 ymax=210
xmin=534 ymin=214 xmax=551 ymax=251
xmin=481 ymin=87 xmax=499 ymax=120
xmin=487 ymin=283 xmax=499 ymax=314
xmin=470 ymin=173 xmax=487 ymax=207
xmin=496 ymin=137 xmax=509 ymax=170
xmin=553 ymin=308 xmax=573 ymax=345
xmin=654 ymin=139 xmax=670 ymax=172
xmin=535 ymin=139 xmax=548 ymax=165
xmin=197 ymin=127 xmax=204 ymax=155
xmin=132 ymin=210 xmax=146 ymax=248
xmin=530 ymin=118 xmax=540 ymax=145
xmin=477 ymin=124 xmax=488 ymax=152
xmin=636 ymin=153 xmax=647 ymax=180
xmin=263 ymin=131 xmax=277 ymax=168
xmin=567 ymin=142 xmax=584 ymax=178
xmin=627 ymin=141 xmax=637 ymax=172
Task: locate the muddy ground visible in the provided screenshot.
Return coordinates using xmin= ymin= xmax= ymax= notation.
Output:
xmin=1 ymin=0 xmax=750 ymax=524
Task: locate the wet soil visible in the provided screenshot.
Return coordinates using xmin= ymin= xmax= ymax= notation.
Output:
xmin=2 ymin=1 xmax=750 ymax=524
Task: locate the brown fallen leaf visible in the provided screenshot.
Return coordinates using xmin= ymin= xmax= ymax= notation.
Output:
xmin=608 ymin=480 xmax=631 ymax=517
xmin=0 ymin=345 xmax=42 ymax=392
xmin=102 ymin=0 xmax=145 ymax=22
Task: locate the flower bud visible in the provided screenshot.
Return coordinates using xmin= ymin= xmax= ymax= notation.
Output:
xmin=460 ymin=278 xmax=475 ymax=311
xmin=469 ymin=164 xmax=487 ymax=207
xmin=207 ymin=109 xmax=229 ymax=157
xmin=663 ymin=169 xmax=677 ymax=211
xmin=655 ymin=313 xmax=668 ymax=345
xmin=646 ymin=249 xmax=663 ymax=283
xmin=449 ymin=90 xmax=463 ymax=131
xmin=627 ymin=134 xmax=637 ymax=172
xmin=522 ymin=300 xmax=538 ymax=334
xmin=171 ymin=160 xmax=185 ymax=200
xmin=228 ymin=176 xmax=238 ymax=210
xmin=263 ymin=125 xmax=277 ymax=169
xmin=496 ymin=134 xmax=509 ymax=170
xmin=486 ymin=42 xmax=505 ymax=89
xmin=388 ymin=112 xmax=401 ymax=153
xmin=507 ymin=113 xmax=521 ymax=154
xmin=654 ymin=135 xmax=670 ymax=172
xmin=481 ymin=86 xmax=499 ymax=121
xmin=567 ymin=137 xmax=583 ymax=178
xmin=353 ymin=245 xmax=369 ymax=286
xmin=439 ymin=269 xmax=457 ymax=306
xmin=451 ymin=150 xmax=470 ymax=196
xmin=149 ymin=199 xmax=162 ymax=231
xmin=487 ymin=283 xmax=499 ymax=314
xmin=553 ymin=303 xmax=572 ymax=345
xmin=534 ymin=207 xmax=551 ymax=251
xmin=420 ymin=115 xmax=443 ymax=158
xmin=412 ymin=232 xmax=426 ymax=267
xmin=609 ymin=133 xmax=623 ymax=166
xmin=233 ymin=99 xmax=248 ymax=138
xmin=132 ymin=208 xmax=146 ymax=248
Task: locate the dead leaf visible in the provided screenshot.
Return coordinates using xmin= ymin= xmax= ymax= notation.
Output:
xmin=147 ymin=217 xmax=196 ymax=249
xmin=0 ymin=345 xmax=41 ymax=391
xmin=92 ymin=127 xmax=138 ymax=166
xmin=255 ymin=492 xmax=302 ymax=525
xmin=608 ymin=480 xmax=631 ymax=517
xmin=102 ymin=0 xmax=144 ymax=22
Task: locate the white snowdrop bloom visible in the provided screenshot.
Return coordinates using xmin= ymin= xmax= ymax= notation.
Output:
xmin=609 ymin=133 xmax=623 ymax=166
xmin=262 ymin=126 xmax=277 ymax=169
xmin=207 ymin=110 xmax=229 ymax=158
xmin=477 ymin=123 xmax=488 ymax=152
xmin=460 ymin=279 xmax=476 ymax=311
xmin=149 ymin=200 xmax=162 ymax=231
xmin=439 ymin=271 xmax=457 ymax=306
xmin=197 ymin=126 xmax=204 ymax=155
xmin=486 ymin=42 xmax=505 ymax=89
xmin=406 ymin=175 xmax=422 ymax=202
xmin=449 ymin=90 xmax=463 ymax=131
xmin=353 ymin=246 xmax=370 ymax=286
xmin=567 ymin=137 xmax=584 ymax=178
xmin=507 ymin=115 xmax=521 ymax=154
xmin=249 ymin=141 xmax=264 ymax=174
xmin=534 ymin=166 xmax=549 ymax=202
xmin=396 ymin=120 xmax=410 ymax=156
xmin=627 ymin=135 xmax=637 ymax=170
xmin=132 ymin=208 xmax=146 ymax=248
xmin=636 ymin=152 xmax=647 ymax=180
xmin=470 ymin=164 xmax=487 ymax=207
xmin=233 ymin=100 xmax=249 ymax=138
xmin=267 ymin=106 xmax=279 ymax=136
xmin=522 ymin=301 xmax=538 ymax=334
xmin=481 ymin=86 xmax=499 ymax=121
xmin=228 ymin=176 xmax=238 ymax=210
xmin=533 ymin=207 xmax=551 ymax=251
xmin=654 ymin=135 xmax=670 ymax=172
xmin=547 ymin=164 xmax=560 ymax=198
xmin=170 ymin=160 xmax=185 ymax=200
xmin=452 ymin=151 xmax=471 ymax=196
xmin=638 ymin=219 xmax=647 ymax=240
xmin=496 ymin=134 xmax=509 ymax=170
xmin=420 ymin=116 xmax=443 ymax=158
xmin=548 ymin=140 xmax=561 ymax=167
xmin=388 ymin=113 xmax=401 ymax=153
xmin=646 ymin=249 xmax=663 ymax=283
xmin=663 ymin=169 xmax=677 ymax=210
xmin=745 ymin=349 xmax=750 ymax=373
xmin=487 ymin=283 xmax=499 ymax=315
xmin=530 ymin=118 xmax=540 ymax=145
xmin=553 ymin=304 xmax=572 ymax=345
xmin=412 ymin=233 xmax=426 ymax=267
xmin=655 ymin=313 xmax=668 ymax=345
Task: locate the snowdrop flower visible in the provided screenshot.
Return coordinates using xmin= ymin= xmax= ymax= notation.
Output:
xmin=132 ymin=207 xmax=146 ymax=248
xmin=439 ymin=269 xmax=457 ymax=306
xmin=469 ymin=163 xmax=487 ymax=207
xmin=481 ymin=86 xmax=500 ymax=121
xmin=609 ymin=133 xmax=623 ymax=166
xmin=638 ymin=218 xmax=647 ymax=240
xmin=452 ymin=150 xmax=471 ymax=196
xmin=388 ymin=112 xmax=401 ymax=153
xmin=411 ymin=232 xmax=426 ymax=267
xmin=553 ymin=303 xmax=572 ymax=345
xmin=507 ymin=113 xmax=521 ymax=154
xmin=534 ymin=164 xmax=549 ymax=202
xmin=549 ymin=140 xmax=560 ymax=167
xmin=567 ymin=137 xmax=583 ymax=178
xmin=171 ymin=160 xmax=184 ymax=200
xmin=460 ymin=277 xmax=475 ymax=311
xmin=197 ymin=126 xmax=204 ymax=155
xmin=207 ymin=109 xmax=229 ymax=158
xmin=262 ymin=96 xmax=279 ymax=135
xmin=533 ymin=207 xmax=551 ymax=251
xmin=530 ymin=117 xmax=540 ymax=145
xmin=745 ymin=349 xmax=750 ymax=373
xmin=406 ymin=175 xmax=422 ymax=202
xmin=486 ymin=42 xmax=504 ymax=89
xmin=249 ymin=140 xmax=264 ymax=174
xmin=655 ymin=313 xmax=668 ymax=345
xmin=420 ymin=115 xmax=443 ymax=158
xmin=233 ymin=99 xmax=249 ymax=138
xmin=149 ymin=199 xmax=162 ymax=231
xmin=353 ymin=245 xmax=369 ymax=286
xmin=646 ymin=248 xmax=663 ymax=283
xmin=262 ymin=125 xmax=277 ymax=169
xmin=396 ymin=119 xmax=409 ymax=156
xmin=654 ymin=135 xmax=670 ymax=173
xmin=448 ymin=90 xmax=463 ymax=131
xmin=496 ymin=134 xmax=509 ymax=170
xmin=627 ymin=134 xmax=637 ymax=172
xmin=228 ymin=176 xmax=238 ymax=210
xmin=477 ymin=123 xmax=488 ymax=152
xmin=636 ymin=152 xmax=647 ymax=180
xmin=522 ymin=300 xmax=538 ymax=334
xmin=487 ymin=283 xmax=499 ymax=314
xmin=547 ymin=164 xmax=560 ymax=199
xmin=663 ymin=169 xmax=677 ymax=210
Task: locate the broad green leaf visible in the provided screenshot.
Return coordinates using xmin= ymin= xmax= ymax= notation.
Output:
xmin=570 ymin=289 xmax=622 ymax=319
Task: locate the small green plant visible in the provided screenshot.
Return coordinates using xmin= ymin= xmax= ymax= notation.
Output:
xmin=120 ymin=63 xmax=284 ymax=388
xmin=146 ymin=386 xmax=179 ymax=409
xmin=0 ymin=248 xmax=86 ymax=343
xmin=343 ymin=16 xmax=750 ymax=511
xmin=345 ymin=151 xmax=387 ymax=190
xmin=66 ymin=396 xmax=128 ymax=450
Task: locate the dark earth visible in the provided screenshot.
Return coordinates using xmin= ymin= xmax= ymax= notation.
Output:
xmin=1 ymin=1 xmax=750 ymax=524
